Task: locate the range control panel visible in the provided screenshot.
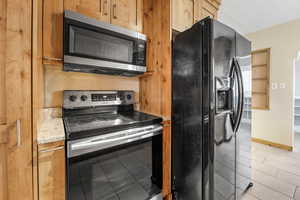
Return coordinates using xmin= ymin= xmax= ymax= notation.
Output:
xmin=63 ymin=90 xmax=135 ymax=109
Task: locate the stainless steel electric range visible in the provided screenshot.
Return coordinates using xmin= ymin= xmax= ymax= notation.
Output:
xmin=63 ymin=90 xmax=163 ymax=200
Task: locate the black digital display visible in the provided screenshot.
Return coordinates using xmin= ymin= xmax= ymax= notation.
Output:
xmin=91 ymin=94 xmax=116 ymax=102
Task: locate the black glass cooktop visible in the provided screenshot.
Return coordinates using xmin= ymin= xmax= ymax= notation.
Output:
xmin=64 ymin=111 xmax=162 ymax=140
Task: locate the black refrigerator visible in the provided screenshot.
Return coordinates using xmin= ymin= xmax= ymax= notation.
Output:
xmin=172 ymin=18 xmax=252 ymax=200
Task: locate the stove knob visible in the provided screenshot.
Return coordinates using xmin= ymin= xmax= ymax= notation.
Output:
xmin=127 ymin=94 xmax=132 ymax=100
xmin=81 ymin=95 xmax=88 ymax=101
xmin=69 ymin=95 xmax=77 ymax=102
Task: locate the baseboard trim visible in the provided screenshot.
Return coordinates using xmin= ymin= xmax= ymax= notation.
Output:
xmin=251 ymin=137 xmax=293 ymax=151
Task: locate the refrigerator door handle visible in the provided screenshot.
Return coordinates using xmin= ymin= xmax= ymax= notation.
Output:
xmin=230 ymin=58 xmax=244 ymax=133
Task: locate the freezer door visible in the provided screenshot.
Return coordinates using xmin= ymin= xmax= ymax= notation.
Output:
xmin=212 ymin=20 xmax=237 ymax=200
xmin=235 ymin=33 xmax=252 ymax=199
xmin=172 ymin=23 xmax=204 ymax=200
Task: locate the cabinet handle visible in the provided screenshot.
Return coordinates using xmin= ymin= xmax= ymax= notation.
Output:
xmin=16 ymin=120 xmax=21 ymax=146
xmin=113 ymin=3 xmax=117 ymax=19
xmin=39 ymin=146 xmax=64 ymax=153
xmin=103 ymin=0 xmax=108 ymax=15
xmin=43 ymin=57 xmax=63 ymax=61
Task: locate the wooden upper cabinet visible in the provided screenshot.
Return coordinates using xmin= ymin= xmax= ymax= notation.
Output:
xmin=65 ymin=0 xmax=111 ymax=23
xmin=111 ymin=0 xmax=139 ymax=31
xmin=201 ymin=0 xmax=218 ymax=19
xmin=43 ymin=0 xmax=64 ymax=62
xmin=172 ymin=0 xmax=221 ymax=32
xmin=172 ymin=0 xmax=195 ymax=32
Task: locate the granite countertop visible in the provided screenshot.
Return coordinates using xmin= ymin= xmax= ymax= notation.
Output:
xmin=37 ymin=108 xmax=65 ymax=145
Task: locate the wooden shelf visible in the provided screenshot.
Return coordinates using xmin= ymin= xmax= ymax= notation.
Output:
xmin=253 ymin=64 xmax=267 ymax=68
xmin=252 ymin=107 xmax=270 ymax=110
xmin=252 ymin=92 xmax=267 ymax=95
xmin=253 ymin=78 xmax=268 ymax=81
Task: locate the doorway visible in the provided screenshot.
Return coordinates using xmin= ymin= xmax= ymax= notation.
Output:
xmin=294 ymin=53 xmax=300 ymax=151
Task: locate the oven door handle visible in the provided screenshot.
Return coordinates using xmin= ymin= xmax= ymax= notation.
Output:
xmin=71 ymin=126 xmax=163 ymax=151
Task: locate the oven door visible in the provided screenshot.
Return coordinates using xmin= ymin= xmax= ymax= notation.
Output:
xmin=67 ymin=125 xmax=163 ymax=200
xmin=63 ymin=11 xmax=147 ymax=76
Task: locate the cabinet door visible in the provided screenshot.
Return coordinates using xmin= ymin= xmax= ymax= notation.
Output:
xmin=43 ymin=0 xmax=64 ymax=62
xmin=38 ymin=146 xmax=66 ymax=200
xmin=65 ymin=0 xmax=111 ymax=22
xmin=172 ymin=0 xmax=195 ymax=32
xmin=1 ymin=0 xmax=33 ymax=199
xmin=0 ymin=127 xmax=8 ymax=200
xmin=200 ymin=0 xmax=218 ymax=20
xmin=111 ymin=0 xmax=139 ymax=31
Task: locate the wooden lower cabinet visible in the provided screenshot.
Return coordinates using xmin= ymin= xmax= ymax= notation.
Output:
xmin=38 ymin=142 xmax=66 ymax=200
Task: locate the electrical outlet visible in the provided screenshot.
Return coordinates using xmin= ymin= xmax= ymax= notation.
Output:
xmin=272 ymin=83 xmax=278 ymax=90
xmin=280 ymin=83 xmax=286 ymax=89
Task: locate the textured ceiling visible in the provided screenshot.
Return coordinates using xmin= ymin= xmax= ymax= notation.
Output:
xmin=218 ymin=0 xmax=300 ymax=34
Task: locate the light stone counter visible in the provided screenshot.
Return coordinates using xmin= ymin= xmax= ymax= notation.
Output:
xmin=37 ymin=108 xmax=65 ymax=144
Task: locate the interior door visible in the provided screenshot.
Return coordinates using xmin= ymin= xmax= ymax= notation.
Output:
xmin=65 ymin=0 xmax=111 ymax=23
xmin=0 ymin=0 xmax=33 ymax=199
xmin=212 ymin=20 xmax=237 ymax=200
xmin=111 ymin=0 xmax=138 ymax=30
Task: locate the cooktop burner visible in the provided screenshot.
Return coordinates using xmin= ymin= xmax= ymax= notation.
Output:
xmin=63 ymin=91 xmax=162 ymax=140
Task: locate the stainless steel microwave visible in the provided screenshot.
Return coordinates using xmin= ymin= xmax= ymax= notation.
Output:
xmin=63 ymin=10 xmax=147 ymax=76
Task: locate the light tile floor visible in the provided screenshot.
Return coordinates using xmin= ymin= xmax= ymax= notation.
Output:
xmin=241 ymin=132 xmax=300 ymax=200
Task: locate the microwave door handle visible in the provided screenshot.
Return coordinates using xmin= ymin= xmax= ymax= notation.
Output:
xmin=71 ymin=126 xmax=163 ymax=151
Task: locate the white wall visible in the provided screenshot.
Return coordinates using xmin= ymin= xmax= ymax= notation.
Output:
xmin=246 ymin=19 xmax=300 ymax=147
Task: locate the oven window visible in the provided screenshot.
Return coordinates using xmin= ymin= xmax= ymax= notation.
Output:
xmin=69 ymin=25 xmax=134 ymax=64
xmin=68 ymin=138 xmax=162 ymax=200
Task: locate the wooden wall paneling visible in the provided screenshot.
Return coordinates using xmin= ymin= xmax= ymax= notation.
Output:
xmin=43 ymin=0 xmax=64 ymax=62
xmin=38 ymin=143 xmax=65 ymax=200
xmin=142 ymin=0 xmax=172 ymax=198
xmin=162 ymin=0 xmax=172 ymax=197
xmin=140 ymin=0 xmax=162 ymax=116
xmin=162 ymin=120 xmax=171 ymax=198
xmin=161 ymin=0 xmax=172 ymax=119
xmin=6 ymin=0 xmax=33 ymax=199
